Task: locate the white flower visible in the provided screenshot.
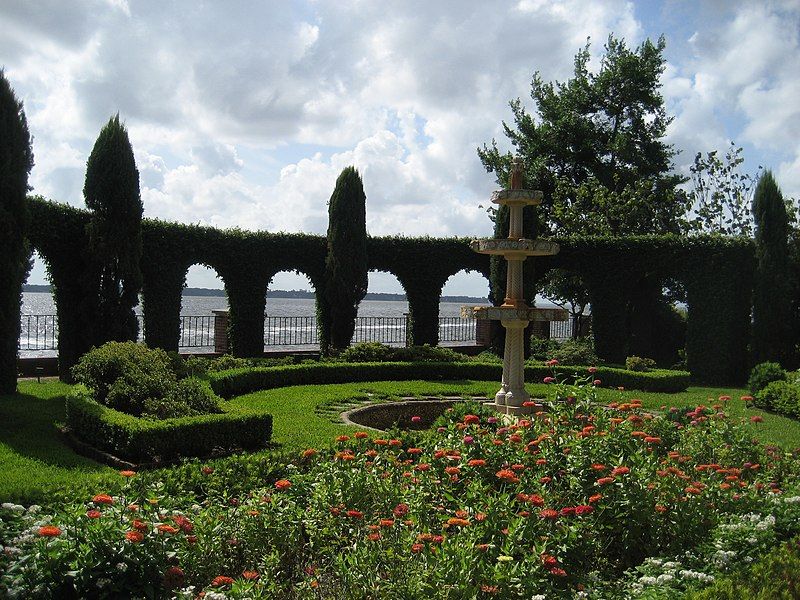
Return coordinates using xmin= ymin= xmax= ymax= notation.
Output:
xmin=116 ymin=562 xmax=128 ymax=572
xmin=204 ymin=593 xmax=228 ymax=600
xmin=656 ymin=573 xmax=674 ymax=584
xmin=639 ymin=576 xmax=658 ymax=585
xmin=26 ymin=505 xmax=41 ymax=514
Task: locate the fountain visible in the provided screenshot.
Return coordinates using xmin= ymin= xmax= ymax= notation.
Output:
xmin=463 ymin=158 xmax=568 ymax=415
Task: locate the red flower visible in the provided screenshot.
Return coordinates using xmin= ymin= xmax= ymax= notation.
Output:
xmin=242 ymin=570 xmax=259 ymax=580
xmin=336 ymin=435 xmax=350 ymax=442
xmin=644 ymin=436 xmax=662 ymax=444
xmin=575 ymin=504 xmax=594 ymax=515
xmin=367 ymin=532 xmax=382 ymax=541
xmin=740 ymin=395 xmax=754 ymax=402
xmin=346 ymin=510 xmax=364 ymax=519
xmin=275 ymin=479 xmax=292 ymax=490
xmin=211 ymin=576 xmax=235 ymax=587
xmin=92 ymin=494 xmax=114 ymax=505
xmin=476 ymin=543 xmax=490 ymax=552
xmin=588 ymin=494 xmax=603 ymax=503
xmin=38 ymin=525 xmax=62 ymax=537
xmin=119 ymin=470 xmax=136 ymax=477
xmin=611 ymin=466 xmax=630 ymax=476
xmin=541 ymin=553 xmax=558 ymax=567
xmin=591 ymin=463 xmax=606 ymax=471
xmin=549 ymin=567 xmax=567 ymax=577
xmin=407 ymin=447 xmax=422 ymax=455
xmin=463 ymin=414 xmax=481 ymax=425
xmin=496 ymin=469 xmax=519 ymax=483
xmin=86 ymin=509 xmax=102 ymax=519
xmin=354 ymin=431 xmax=369 ymax=439
xmin=173 ymin=515 xmax=194 ymax=533
xmin=596 ymin=477 xmax=615 ymax=486
xmin=125 ymin=530 xmax=144 ymax=543
xmin=546 ymin=359 xmax=559 ymax=366
xmin=201 ymin=466 xmax=214 ymax=475
xmin=539 ymin=508 xmax=559 ymax=520
xmin=414 ymin=463 xmax=431 ymax=472
xmin=468 ymin=459 xmax=486 ymax=467
xmin=411 ymin=543 xmax=424 ymax=553
xmin=750 ymin=415 xmax=764 ymax=423
xmin=393 ymin=503 xmax=410 ymax=517
xmin=380 ymin=519 xmax=394 ymax=528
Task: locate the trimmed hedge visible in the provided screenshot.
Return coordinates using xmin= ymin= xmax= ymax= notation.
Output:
xmin=209 ymin=361 xmax=690 ymax=398
xmin=753 ymin=380 xmax=800 ymax=419
xmin=65 ymin=385 xmax=273 ymax=463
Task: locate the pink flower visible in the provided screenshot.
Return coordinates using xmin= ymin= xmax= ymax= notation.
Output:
xmin=750 ymin=415 xmax=764 ymax=423
xmin=411 ymin=416 xmax=422 ymax=423
xmin=543 ymin=377 xmax=555 ymax=384
xmin=587 ymin=366 xmax=598 ymax=373
xmin=592 ymin=379 xmax=602 ymax=386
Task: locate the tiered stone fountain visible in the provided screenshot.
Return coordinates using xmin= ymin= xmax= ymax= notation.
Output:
xmin=463 ymin=158 xmax=567 ymax=415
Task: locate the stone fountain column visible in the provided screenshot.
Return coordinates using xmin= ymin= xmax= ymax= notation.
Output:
xmin=463 ymin=158 xmax=567 ymax=415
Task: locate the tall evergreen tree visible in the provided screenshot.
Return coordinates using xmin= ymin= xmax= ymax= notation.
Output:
xmin=321 ymin=167 xmax=368 ymax=353
xmin=752 ymin=170 xmax=791 ymax=365
xmin=84 ymin=115 xmax=143 ymax=344
xmin=0 ymin=70 xmax=33 ymax=393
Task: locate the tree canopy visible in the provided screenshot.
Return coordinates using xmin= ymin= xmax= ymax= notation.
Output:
xmin=478 ymin=35 xmax=688 ymax=237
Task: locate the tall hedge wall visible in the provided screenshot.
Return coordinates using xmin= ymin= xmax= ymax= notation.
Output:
xmin=26 ymin=197 xmax=755 ymax=385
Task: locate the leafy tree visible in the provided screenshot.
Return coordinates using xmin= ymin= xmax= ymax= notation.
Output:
xmin=478 ymin=34 xmax=688 ymax=237
xmin=479 ymin=36 xmax=689 ymax=357
xmin=83 ymin=115 xmax=143 ymax=344
xmin=752 ymin=171 xmax=792 ymax=365
xmin=688 ymin=142 xmax=761 ymax=236
xmin=321 ymin=167 xmax=368 ymax=353
xmin=0 ymin=70 xmax=33 ymax=393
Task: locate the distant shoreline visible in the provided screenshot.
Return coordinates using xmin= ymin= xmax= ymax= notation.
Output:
xmin=22 ymin=284 xmax=488 ymax=304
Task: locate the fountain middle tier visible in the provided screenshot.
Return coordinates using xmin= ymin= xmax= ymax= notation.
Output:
xmin=469 ymin=238 xmax=559 ymax=257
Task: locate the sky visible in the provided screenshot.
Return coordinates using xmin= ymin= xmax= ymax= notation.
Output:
xmin=4 ymin=0 xmax=799 ymax=297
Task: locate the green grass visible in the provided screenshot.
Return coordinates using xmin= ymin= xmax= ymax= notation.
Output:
xmin=2 ymin=377 xmax=799 ymax=505
xmin=0 ymin=379 xmax=116 ymax=504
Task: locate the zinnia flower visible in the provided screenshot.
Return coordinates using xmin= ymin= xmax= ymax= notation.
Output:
xmin=393 ymin=503 xmax=410 ymax=517
xmin=86 ymin=509 xmax=101 ymax=519
xmin=543 ymin=377 xmax=555 ymax=384
xmin=275 ymin=479 xmax=292 ymax=490
xmin=463 ymin=414 xmax=481 ymax=425
xmin=157 ymin=524 xmax=179 ymax=534
xmin=125 ymin=530 xmax=143 ymax=543
xmin=92 ymin=494 xmax=113 ymax=505
xmin=611 ymin=466 xmax=630 ymax=476
xmin=211 ymin=576 xmax=235 ymax=587
xmin=302 ymin=448 xmax=317 ymax=458
xmin=596 ymin=477 xmax=615 ymax=485
xmin=468 ymin=459 xmax=486 ymax=467
xmin=163 ymin=566 xmax=185 ymax=589
xmin=539 ymin=508 xmax=559 ymax=520
xmin=242 ymin=570 xmax=259 ymax=580
xmin=119 ymin=470 xmax=136 ymax=477
xmin=38 ymin=525 xmax=61 ymax=537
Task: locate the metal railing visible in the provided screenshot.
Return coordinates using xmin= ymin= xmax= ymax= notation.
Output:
xmin=19 ymin=315 xmax=58 ymax=350
xmin=19 ymin=313 xmax=482 ymax=352
xmin=179 ymin=315 xmax=215 ymax=348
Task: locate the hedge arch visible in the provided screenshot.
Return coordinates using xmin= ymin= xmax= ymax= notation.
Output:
xmin=26 ymin=197 xmax=754 ymax=385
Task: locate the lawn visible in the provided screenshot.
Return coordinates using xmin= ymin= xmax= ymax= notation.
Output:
xmin=1 ymin=377 xmax=797 ymax=505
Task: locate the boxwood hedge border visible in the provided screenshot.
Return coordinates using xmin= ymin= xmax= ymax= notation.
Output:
xmin=65 ymin=385 xmax=273 ymax=464
xmin=208 ymin=361 xmax=690 ymax=399
xmin=27 ymin=196 xmax=752 ymax=385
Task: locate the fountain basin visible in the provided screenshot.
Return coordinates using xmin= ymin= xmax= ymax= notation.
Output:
xmin=342 ymin=399 xmax=485 ymax=431
xmin=462 ymin=305 xmax=568 ymax=322
xmin=491 ymin=189 xmax=543 ymax=205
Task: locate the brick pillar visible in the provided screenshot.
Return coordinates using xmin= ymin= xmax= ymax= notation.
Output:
xmin=213 ymin=310 xmax=229 ymax=354
xmin=475 ymin=318 xmax=492 ymax=346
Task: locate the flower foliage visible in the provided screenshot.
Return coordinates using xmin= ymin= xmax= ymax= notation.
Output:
xmin=3 ymin=375 xmax=800 ymax=598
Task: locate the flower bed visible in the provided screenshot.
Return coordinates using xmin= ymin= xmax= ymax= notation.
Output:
xmin=3 ymin=374 xmax=798 ymax=598
xmin=209 ymin=361 xmax=690 ymax=398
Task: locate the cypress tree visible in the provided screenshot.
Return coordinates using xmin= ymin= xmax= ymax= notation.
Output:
xmin=84 ymin=115 xmax=143 ymax=344
xmin=752 ymin=170 xmax=791 ymax=365
xmin=0 ymin=70 xmax=33 ymax=393
xmin=322 ymin=167 xmax=368 ymax=353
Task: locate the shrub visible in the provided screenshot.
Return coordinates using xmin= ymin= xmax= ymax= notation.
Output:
xmin=754 ymin=380 xmax=800 ymax=418
xmin=530 ymin=337 xmax=560 ymax=360
xmin=473 ymin=350 xmax=502 ymax=363
xmin=626 ymin=355 xmax=656 ymax=372
xmin=72 ymin=342 xmax=221 ymax=419
xmin=337 ymin=342 xmax=395 ymax=363
xmin=748 ymin=361 xmax=787 ymax=395
xmin=551 ymin=338 xmax=599 ymax=366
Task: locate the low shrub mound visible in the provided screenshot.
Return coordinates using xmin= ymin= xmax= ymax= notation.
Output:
xmin=336 ymin=342 xmax=466 ymax=363
xmin=550 ymin=338 xmax=598 ymax=366
xmin=754 ymin=380 xmax=800 ymax=419
xmin=748 ymin=361 xmax=787 ymax=396
xmin=3 ymin=378 xmax=799 ymax=598
xmin=73 ymin=341 xmax=221 ymax=419
xmin=626 ymin=355 xmax=656 ymax=372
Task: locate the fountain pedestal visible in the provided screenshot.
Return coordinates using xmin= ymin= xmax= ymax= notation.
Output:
xmin=464 ymin=159 xmax=567 ymax=415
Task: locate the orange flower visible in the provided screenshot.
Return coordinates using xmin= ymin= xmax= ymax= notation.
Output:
xmin=389 ymin=439 xmax=402 ymax=447
xmin=275 ymin=479 xmax=292 ymax=490
xmin=411 ymin=543 xmax=424 ymax=553
xmin=157 ymin=524 xmax=179 ymax=534
xmin=125 ymin=530 xmax=144 ymax=543
xmin=92 ymin=494 xmax=114 ymax=505
xmin=591 ymin=463 xmax=606 ymax=471
xmin=445 ymin=466 xmax=461 ymax=475
xmin=588 ymin=494 xmax=603 ymax=503
xmin=446 ymin=517 xmax=470 ymax=527
xmin=201 ymin=466 xmax=214 ymax=475
xmin=596 ymin=477 xmax=615 ymax=486
xmin=468 ymin=459 xmax=486 ymax=467
xmin=302 ymin=448 xmax=317 ymax=458
xmin=346 ymin=510 xmax=364 ymax=519
xmin=611 ymin=466 xmax=630 ymax=476
xmin=495 ymin=469 xmax=520 ymax=483
xmin=38 ymin=525 xmax=62 ymax=537
xmin=242 ymin=570 xmax=259 ymax=580
xmin=644 ymin=436 xmax=662 ymax=444
xmin=374 ymin=439 xmax=388 ymax=446
xmin=211 ymin=576 xmax=235 ymax=587
xmin=414 ymin=463 xmax=431 ymax=472
xmin=367 ymin=532 xmax=381 ymax=541
xmin=379 ymin=519 xmax=395 ymax=528
xmin=119 ymin=470 xmax=136 ymax=477
xmin=407 ymin=448 xmax=423 ymax=455
xmin=393 ymin=503 xmax=410 ymax=517
xmin=463 ymin=414 xmax=480 ymax=425
xmin=336 ymin=435 xmax=350 ymax=443
xmin=354 ymin=431 xmax=369 ymax=439
xmin=86 ymin=509 xmax=101 ymax=519
xmin=539 ymin=508 xmax=559 ymax=520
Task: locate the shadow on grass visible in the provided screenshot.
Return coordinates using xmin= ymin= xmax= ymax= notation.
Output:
xmin=0 ymin=386 xmax=106 ymax=472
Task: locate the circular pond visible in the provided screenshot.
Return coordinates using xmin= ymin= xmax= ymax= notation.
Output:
xmin=342 ymin=398 xmax=487 ymax=431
